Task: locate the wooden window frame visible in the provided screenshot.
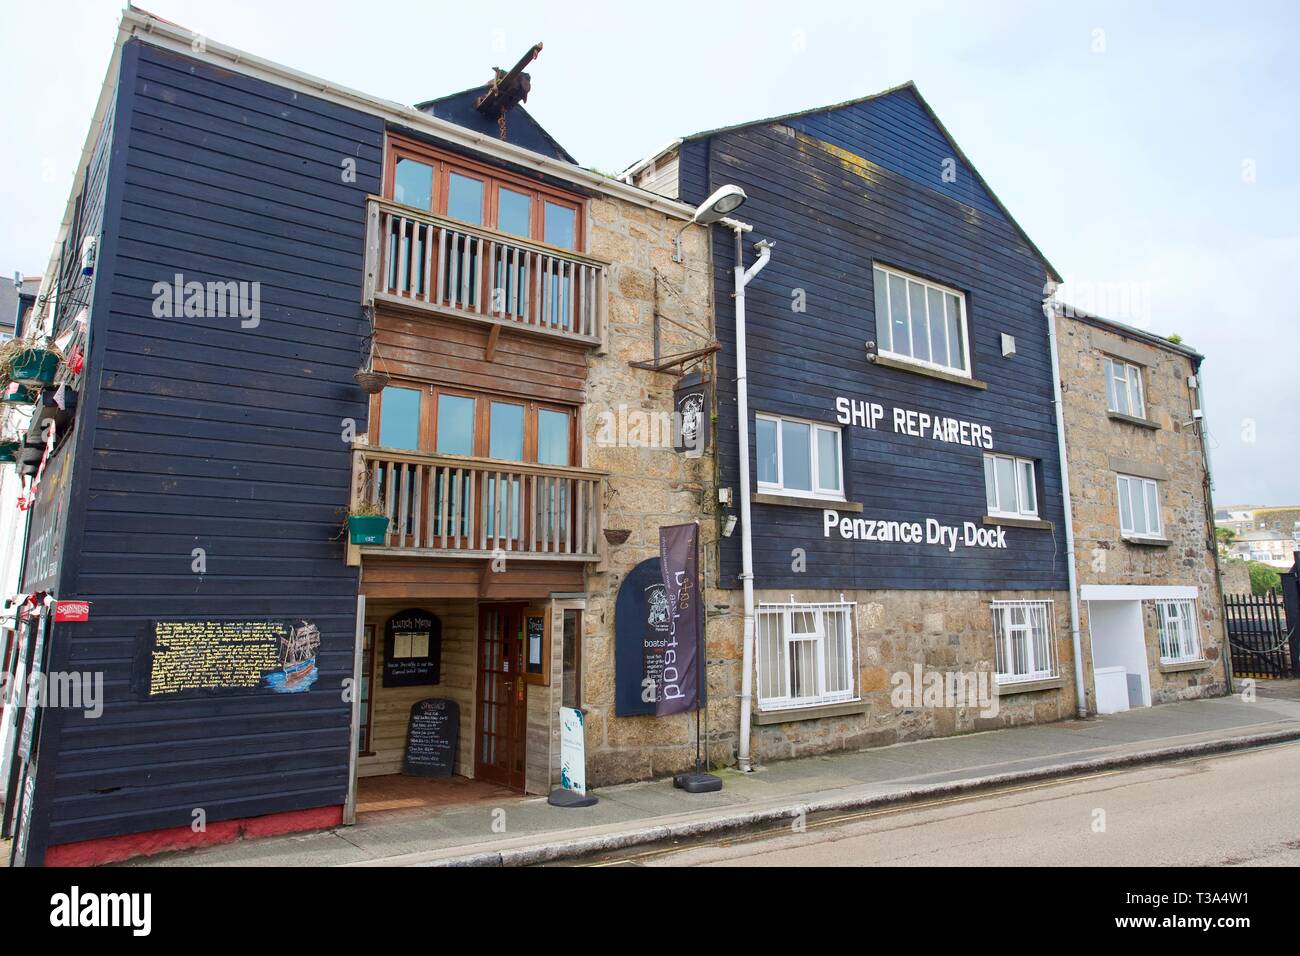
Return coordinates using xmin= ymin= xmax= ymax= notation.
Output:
xmin=384 ymin=135 xmax=584 ymax=252
xmin=370 ymin=381 xmax=578 ymax=467
xmin=358 ymin=624 xmax=376 ymax=757
xmin=561 ymin=608 xmax=583 ymax=710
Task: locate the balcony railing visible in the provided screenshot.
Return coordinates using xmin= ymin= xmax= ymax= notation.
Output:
xmin=353 ymin=446 xmax=604 ymax=560
xmin=363 ymin=197 xmax=608 ymax=346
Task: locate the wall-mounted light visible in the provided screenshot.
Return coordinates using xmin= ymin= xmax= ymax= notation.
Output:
xmin=722 ymin=514 xmax=738 ymax=537
xmin=674 ymin=184 xmax=750 ymax=261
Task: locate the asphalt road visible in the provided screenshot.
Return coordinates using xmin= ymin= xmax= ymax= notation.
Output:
xmin=579 ymin=741 xmax=1300 ymax=867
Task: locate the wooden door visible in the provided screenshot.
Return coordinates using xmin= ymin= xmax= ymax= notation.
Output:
xmin=475 ymin=604 xmax=527 ymax=789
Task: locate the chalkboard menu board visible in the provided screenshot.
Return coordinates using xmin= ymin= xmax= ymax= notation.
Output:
xmin=403 ymin=698 xmax=459 ymax=777
xmin=135 ymin=620 xmax=321 ymax=698
xmin=383 ymin=608 xmax=441 ymax=687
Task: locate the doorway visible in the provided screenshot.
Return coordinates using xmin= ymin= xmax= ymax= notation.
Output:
xmin=475 ymin=604 xmax=527 ymax=790
xmin=1087 ymin=600 xmax=1152 ymax=713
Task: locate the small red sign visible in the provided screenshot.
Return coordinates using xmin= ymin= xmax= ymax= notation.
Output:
xmin=54 ymin=601 xmax=90 ymax=623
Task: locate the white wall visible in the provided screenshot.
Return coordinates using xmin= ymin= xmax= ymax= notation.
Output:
xmin=1087 ymin=600 xmax=1151 ymax=708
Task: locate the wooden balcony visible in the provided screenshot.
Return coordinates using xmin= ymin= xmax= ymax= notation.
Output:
xmin=363 ymin=197 xmax=608 ymax=347
xmin=351 ymin=446 xmax=604 ymax=562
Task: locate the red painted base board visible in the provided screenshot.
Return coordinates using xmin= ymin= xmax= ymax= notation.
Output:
xmin=43 ymin=804 xmax=343 ymax=867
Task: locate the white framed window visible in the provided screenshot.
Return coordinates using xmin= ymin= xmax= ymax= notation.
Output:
xmin=755 ymin=413 xmax=844 ymax=500
xmin=1103 ymin=357 xmax=1146 ymax=418
xmin=992 ymin=600 xmax=1057 ymax=683
xmin=1155 ymin=599 xmax=1201 ymax=663
xmin=983 ymin=453 xmax=1038 ymax=519
xmin=872 ymin=263 xmax=970 ymax=377
xmin=756 ymin=600 xmax=856 ymax=710
xmin=1117 ymin=474 xmax=1162 ymax=539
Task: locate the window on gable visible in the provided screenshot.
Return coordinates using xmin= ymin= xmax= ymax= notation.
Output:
xmin=983 ymin=453 xmax=1039 ymax=519
xmin=1104 ymin=357 xmax=1146 ymax=418
xmin=872 ymin=264 xmax=970 ymax=376
xmin=755 ymin=413 xmax=844 ymax=500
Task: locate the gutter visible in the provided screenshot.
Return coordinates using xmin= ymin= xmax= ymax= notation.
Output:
xmin=121 ymin=9 xmax=698 ymax=223
xmin=1045 ymin=288 xmax=1089 ymax=718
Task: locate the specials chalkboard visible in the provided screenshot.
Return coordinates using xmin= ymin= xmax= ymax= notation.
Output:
xmin=402 ymin=698 xmax=458 ymax=777
xmin=383 ymin=608 xmax=441 ymax=687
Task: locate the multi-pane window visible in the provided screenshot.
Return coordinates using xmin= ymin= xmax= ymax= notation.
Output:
xmin=1117 ymin=474 xmax=1162 ymax=539
xmin=1104 ymin=357 xmax=1146 ymax=418
xmin=983 ymin=454 xmax=1038 ymax=519
xmin=756 ymin=601 xmax=856 ymax=710
xmin=992 ymin=600 xmax=1057 ymax=683
xmin=385 ymin=137 xmax=582 ymax=250
xmin=374 ymin=385 xmax=574 ymax=466
xmin=872 ymin=264 xmax=970 ymax=376
xmin=755 ymin=414 xmax=844 ymax=500
xmin=373 ymin=385 xmax=575 ymax=541
xmin=1155 ymin=599 xmax=1201 ymax=663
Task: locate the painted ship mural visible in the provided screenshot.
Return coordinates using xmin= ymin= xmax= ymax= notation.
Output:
xmin=263 ymin=620 xmax=321 ymax=693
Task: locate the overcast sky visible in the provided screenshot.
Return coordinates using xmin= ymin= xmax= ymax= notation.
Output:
xmin=2 ymin=0 xmax=1295 ymax=505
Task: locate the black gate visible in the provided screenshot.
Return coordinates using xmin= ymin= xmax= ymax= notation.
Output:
xmin=1224 ymin=588 xmax=1294 ymax=679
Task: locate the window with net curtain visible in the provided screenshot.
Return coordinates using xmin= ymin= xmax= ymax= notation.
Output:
xmin=756 ymin=602 xmax=857 ymax=710
xmin=991 ymin=601 xmax=1057 ymax=682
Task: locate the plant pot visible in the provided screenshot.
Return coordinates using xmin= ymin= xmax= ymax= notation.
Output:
xmin=348 ymin=514 xmax=390 ymax=545
xmin=1 ymin=385 xmax=35 ymax=405
xmin=0 ymin=441 xmax=19 ymax=464
xmin=354 ymin=369 xmax=390 ymax=394
xmin=603 ymin=528 xmax=631 ymax=545
xmin=9 ymin=349 xmax=61 ymax=386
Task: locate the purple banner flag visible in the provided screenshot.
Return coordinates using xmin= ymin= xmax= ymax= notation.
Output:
xmin=656 ymin=523 xmax=702 ymax=716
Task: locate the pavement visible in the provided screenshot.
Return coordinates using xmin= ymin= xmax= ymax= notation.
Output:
xmin=125 ymin=687 xmax=1300 ymax=867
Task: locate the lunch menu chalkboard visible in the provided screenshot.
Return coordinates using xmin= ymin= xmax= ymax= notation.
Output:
xmin=383 ymin=608 xmax=441 ymax=687
xmin=403 ymin=698 xmax=459 ymax=778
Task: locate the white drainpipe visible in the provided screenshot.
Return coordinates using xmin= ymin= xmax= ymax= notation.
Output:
xmin=1045 ymin=292 xmax=1089 ymax=718
xmin=732 ymin=224 xmax=770 ymax=772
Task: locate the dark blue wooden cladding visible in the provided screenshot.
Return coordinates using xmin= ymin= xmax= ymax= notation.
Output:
xmin=37 ymin=39 xmax=383 ymax=851
xmin=681 ymin=88 xmax=1067 ymax=592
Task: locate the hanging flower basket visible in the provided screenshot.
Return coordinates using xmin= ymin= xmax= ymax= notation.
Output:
xmin=354 ymin=369 xmax=390 ymax=394
xmin=354 ymin=319 xmax=390 ymax=394
xmin=0 ymin=441 xmax=20 ymax=464
xmin=9 ymin=348 xmax=61 ymax=386
xmin=1 ymin=385 xmax=35 ymax=405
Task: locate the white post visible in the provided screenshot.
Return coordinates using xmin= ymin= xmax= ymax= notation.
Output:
xmin=1045 ymin=294 xmax=1089 ymax=718
xmin=344 ymin=593 xmax=365 ymax=824
xmin=733 ymin=227 xmax=770 ymax=773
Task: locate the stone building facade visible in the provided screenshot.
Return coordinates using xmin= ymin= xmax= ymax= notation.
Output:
xmin=1054 ymin=307 xmax=1228 ymax=710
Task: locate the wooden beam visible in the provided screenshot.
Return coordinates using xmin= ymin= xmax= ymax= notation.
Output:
xmin=484 ymin=324 xmax=502 ymax=363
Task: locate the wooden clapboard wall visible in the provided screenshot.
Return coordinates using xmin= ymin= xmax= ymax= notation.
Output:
xmin=359 ymin=600 xmax=476 ymax=779
xmin=30 ymin=38 xmax=383 ymax=856
xmin=373 ymin=310 xmax=589 ymax=407
xmin=679 ymin=86 xmax=1069 ymax=592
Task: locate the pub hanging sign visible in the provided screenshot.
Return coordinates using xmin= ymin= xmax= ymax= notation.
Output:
xmin=383 ymin=608 xmax=442 ymax=687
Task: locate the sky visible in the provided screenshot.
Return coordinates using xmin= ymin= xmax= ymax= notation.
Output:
xmin=1 ymin=0 xmax=1296 ymax=505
